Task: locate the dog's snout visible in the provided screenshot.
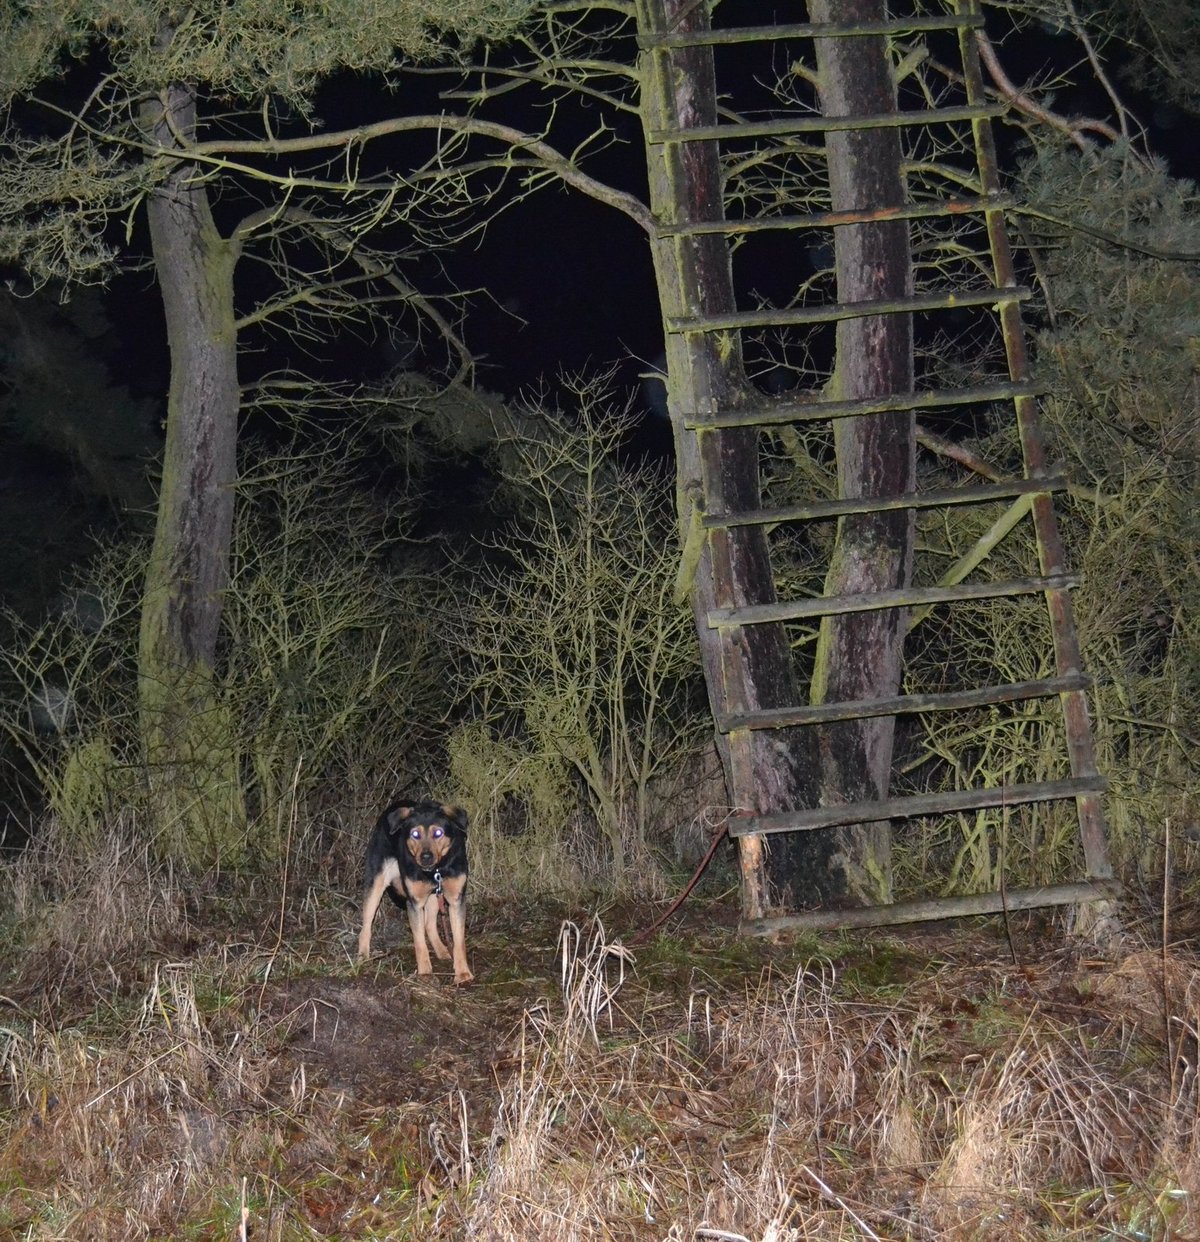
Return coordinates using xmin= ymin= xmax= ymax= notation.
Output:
xmin=418 ymin=849 xmax=435 ymax=867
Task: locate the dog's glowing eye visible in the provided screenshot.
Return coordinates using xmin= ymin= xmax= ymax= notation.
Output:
xmin=433 ymin=827 xmax=444 ymax=838
xmin=410 ymin=828 xmax=421 ymax=840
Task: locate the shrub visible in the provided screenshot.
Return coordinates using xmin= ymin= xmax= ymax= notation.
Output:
xmin=445 ymin=376 xmax=706 ymax=892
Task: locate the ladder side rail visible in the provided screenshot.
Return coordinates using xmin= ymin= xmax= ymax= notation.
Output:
xmin=958 ymin=0 xmax=1111 ymax=881
xmin=640 ymin=1 xmax=789 ymax=922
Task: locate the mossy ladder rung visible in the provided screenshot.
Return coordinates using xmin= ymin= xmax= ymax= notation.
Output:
xmin=684 ymin=380 xmax=1044 ymax=431
xmin=716 ymin=672 xmax=1092 ymax=733
xmin=742 ymin=880 xmax=1119 ymax=938
xmin=667 ymin=285 xmax=1029 ymax=335
xmin=638 ymin=12 xmax=985 ymax=49
xmin=705 ymin=475 xmax=1066 ymax=529
xmin=647 ymin=102 xmax=1004 ymax=146
xmin=658 ymin=192 xmax=1013 ymax=238
xmin=727 ymin=776 xmax=1108 ymax=838
xmin=708 ymin=574 xmax=1078 ymax=629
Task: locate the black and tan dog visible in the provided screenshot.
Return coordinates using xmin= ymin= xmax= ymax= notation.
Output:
xmin=357 ymin=800 xmax=473 ymax=984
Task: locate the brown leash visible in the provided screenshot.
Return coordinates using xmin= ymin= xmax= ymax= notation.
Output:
xmin=628 ymin=816 xmax=736 ymax=946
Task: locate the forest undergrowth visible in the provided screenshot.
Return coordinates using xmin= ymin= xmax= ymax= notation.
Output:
xmin=2 ymin=814 xmax=1200 ymax=1241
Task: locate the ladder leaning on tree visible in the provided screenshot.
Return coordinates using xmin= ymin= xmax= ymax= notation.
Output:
xmin=639 ymin=0 xmax=1115 ymax=934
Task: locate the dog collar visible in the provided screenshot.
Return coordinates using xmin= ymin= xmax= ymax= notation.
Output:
xmin=431 ymin=868 xmax=444 ymax=896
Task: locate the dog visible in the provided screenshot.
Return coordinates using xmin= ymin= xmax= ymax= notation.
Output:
xmin=357 ymin=799 xmax=473 ymax=984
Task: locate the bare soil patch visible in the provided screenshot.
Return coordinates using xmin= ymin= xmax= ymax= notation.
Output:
xmin=263 ymin=973 xmax=526 ymax=1106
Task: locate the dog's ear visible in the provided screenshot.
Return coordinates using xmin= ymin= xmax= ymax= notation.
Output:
xmin=383 ymin=803 xmax=416 ymax=836
xmin=443 ymin=803 xmax=468 ymax=836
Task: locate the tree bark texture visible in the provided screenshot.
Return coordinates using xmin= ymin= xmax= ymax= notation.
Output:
xmin=138 ymin=78 xmax=245 ymax=862
xmin=796 ymin=0 xmax=916 ymax=905
xmin=637 ymin=0 xmax=914 ymax=914
xmin=637 ymin=0 xmax=811 ymax=918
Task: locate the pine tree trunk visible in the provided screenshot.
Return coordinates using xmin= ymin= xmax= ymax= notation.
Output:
xmin=637 ymin=0 xmax=912 ymax=914
xmin=797 ymin=0 xmax=915 ymax=906
xmin=138 ymin=79 xmax=244 ymax=863
xmin=638 ymin=0 xmax=809 ymax=919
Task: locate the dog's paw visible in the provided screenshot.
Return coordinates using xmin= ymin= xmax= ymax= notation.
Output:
xmin=454 ymin=969 xmax=475 ymax=985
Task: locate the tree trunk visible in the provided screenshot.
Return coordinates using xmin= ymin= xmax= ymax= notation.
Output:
xmin=138 ymin=79 xmax=244 ymax=864
xmin=637 ymin=0 xmax=810 ymax=918
xmin=797 ymin=0 xmax=915 ymax=906
xmin=637 ymin=0 xmax=912 ymax=914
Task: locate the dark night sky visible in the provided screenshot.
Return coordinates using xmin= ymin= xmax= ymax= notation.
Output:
xmin=3 ymin=9 xmax=1198 ymax=618
xmin=31 ymin=16 xmax=1200 ymax=411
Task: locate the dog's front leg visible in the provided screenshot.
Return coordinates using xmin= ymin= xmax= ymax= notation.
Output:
xmin=406 ymin=893 xmax=436 ymax=975
xmin=442 ymin=874 xmax=473 ymax=984
xmin=423 ymin=896 xmax=451 ymax=961
xmin=357 ymin=868 xmax=394 ymax=960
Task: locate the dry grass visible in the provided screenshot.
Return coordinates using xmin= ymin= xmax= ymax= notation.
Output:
xmin=2 ymin=812 xmax=189 ymax=1005
xmin=464 ymin=920 xmax=1200 ymax=1241
xmin=4 ymin=821 xmax=1200 ymax=1239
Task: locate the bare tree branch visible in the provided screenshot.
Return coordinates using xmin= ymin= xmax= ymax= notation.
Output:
xmin=977 ymin=29 xmax=1122 ymax=150
xmin=187 ymin=114 xmax=654 ymax=232
xmin=231 ymin=203 xmax=475 ymax=382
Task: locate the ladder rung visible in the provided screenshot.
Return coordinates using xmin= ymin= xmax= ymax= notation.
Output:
xmin=639 ymin=14 xmax=985 ymax=49
xmin=705 ymin=476 xmax=1067 ymax=529
xmin=742 ymin=879 xmax=1119 ymax=936
xmin=728 ymin=776 xmax=1108 ymax=837
xmin=668 ymin=286 xmax=1030 ymax=334
xmin=684 ymin=380 xmax=1043 ymax=430
xmin=657 ymin=194 xmax=1012 ymax=238
xmin=648 ymin=103 xmax=1003 ymax=145
xmin=717 ymin=673 xmax=1092 ymax=733
xmin=708 ymin=574 xmax=1078 ymax=628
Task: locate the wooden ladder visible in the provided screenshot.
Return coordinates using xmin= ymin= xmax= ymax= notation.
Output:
xmin=642 ymin=1 xmax=1115 ymax=931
